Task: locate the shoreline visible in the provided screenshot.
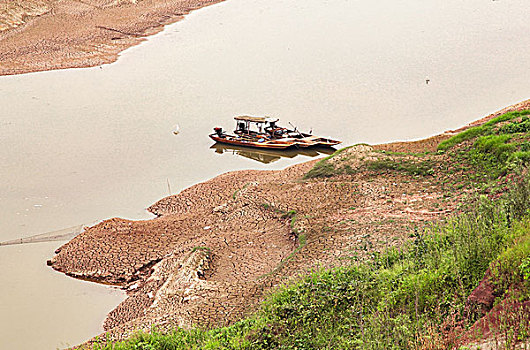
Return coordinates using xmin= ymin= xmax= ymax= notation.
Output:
xmin=2 ymin=0 xmax=529 ymax=346
xmin=48 ymin=99 xmax=530 ymax=346
xmin=0 ymin=0 xmax=226 ymax=76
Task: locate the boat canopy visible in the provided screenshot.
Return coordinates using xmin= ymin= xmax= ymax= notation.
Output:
xmin=234 ymin=115 xmax=278 ymax=123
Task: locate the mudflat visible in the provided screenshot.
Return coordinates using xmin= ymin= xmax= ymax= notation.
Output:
xmin=0 ymin=0 xmax=223 ymax=75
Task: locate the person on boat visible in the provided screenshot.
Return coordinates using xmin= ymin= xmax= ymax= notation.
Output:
xmin=265 ymin=122 xmax=286 ymax=138
xmin=237 ymin=122 xmax=246 ymax=134
xmin=214 ymin=127 xmax=224 ymax=137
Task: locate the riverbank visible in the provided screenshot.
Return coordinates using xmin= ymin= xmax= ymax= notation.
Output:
xmin=48 ymin=100 xmax=530 ymax=348
xmin=0 ymin=0 xmax=224 ymax=76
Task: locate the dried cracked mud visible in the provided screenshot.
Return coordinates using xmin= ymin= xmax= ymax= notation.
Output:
xmin=0 ymin=0 xmax=225 ymax=75
xmin=49 ymin=141 xmax=464 ymax=344
xmin=48 ymin=101 xmax=530 ymax=346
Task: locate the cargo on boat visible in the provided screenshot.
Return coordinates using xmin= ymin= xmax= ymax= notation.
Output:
xmin=209 ymin=116 xmax=341 ymax=149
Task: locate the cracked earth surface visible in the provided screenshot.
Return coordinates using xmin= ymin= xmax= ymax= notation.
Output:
xmin=0 ymin=0 xmax=224 ymax=75
xmin=50 ymin=138 xmax=471 ymax=345
xmin=49 ymin=101 xmax=530 ymax=346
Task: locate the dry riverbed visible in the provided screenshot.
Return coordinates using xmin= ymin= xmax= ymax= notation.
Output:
xmin=0 ymin=0 xmax=224 ymax=75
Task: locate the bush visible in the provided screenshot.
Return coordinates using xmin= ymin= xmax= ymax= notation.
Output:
xmin=491 ymin=225 xmax=530 ymax=299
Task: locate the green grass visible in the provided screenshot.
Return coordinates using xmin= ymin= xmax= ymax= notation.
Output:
xmin=191 ymin=246 xmax=211 ymax=255
xmin=438 ymin=125 xmax=492 ymax=152
xmin=437 ymin=110 xmax=530 ymax=152
xmin=436 ymin=110 xmax=530 ymax=178
xmin=508 ymin=151 xmax=530 ymax=164
xmin=305 ymin=148 xmax=436 ymax=179
xmin=484 ymin=110 xmax=530 ymax=127
xmin=303 ymin=145 xmax=377 ymax=179
xmin=474 ymin=134 xmax=514 ymax=158
xmin=303 ymin=161 xmax=337 ymax=178
xmin=492 ymin=228 xmax=530 ymax=300
xmin=499 ymin=115 xmax=530 ymax=134
xmin=303 ymin=146 xmax=354 ymax=179
xmin=93 ymin=174 xmax=530 ymax=350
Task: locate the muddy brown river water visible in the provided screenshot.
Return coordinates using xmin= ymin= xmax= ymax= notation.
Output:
xmin=1 ymin=0 xmax=530 ymax=348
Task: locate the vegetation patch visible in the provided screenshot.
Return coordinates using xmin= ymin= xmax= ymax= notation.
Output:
xmin=303 ymin=146 xmax=354 ymax=179
xmin=89 ymin=112 xmax=530 ymax=350
xmin=438 ymin=125 xmax=492 ymax=152
xmin=304 ymin=141 xmax=442 ymax=180
xmin=492 ymin=229 xmax=530 ymax=300
xmin=438 ymin=110 xmax=530 ymax=152
xmin=303 ymin=160 xmax=338 ymax=178
xmin=191 ymin=246 xmax=211 ymax=255
xmin=437 ymin=110 xmax=530 ymax=178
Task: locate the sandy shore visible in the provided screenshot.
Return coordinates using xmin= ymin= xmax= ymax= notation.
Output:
xmin=0 ymin=0 xmax=224 ymax=76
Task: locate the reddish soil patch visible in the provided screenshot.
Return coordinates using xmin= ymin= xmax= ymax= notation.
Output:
xmin=462 ymin=296 xmax=530 ymax=349
xmin=466 ymin=270 xmax=497 ymax=317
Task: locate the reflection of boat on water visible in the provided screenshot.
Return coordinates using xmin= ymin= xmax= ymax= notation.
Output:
xmin=211 ymin=143 xmax=336 ymax=164
xmin=209 ymin=116 xmax=341 ymax=149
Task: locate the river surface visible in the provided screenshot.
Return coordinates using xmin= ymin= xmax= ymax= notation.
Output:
xmin=1 ymin=0 xmax=530 ymax=348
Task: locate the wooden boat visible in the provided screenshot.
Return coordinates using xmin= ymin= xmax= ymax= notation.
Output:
xmin=209 ymin=116 xmax=341 ymax=149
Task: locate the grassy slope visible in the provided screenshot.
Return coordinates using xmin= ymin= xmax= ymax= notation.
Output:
xmin=438 ymin=110 xmax=530 ymax=178
xmin=92 ymin=111 xmax=530 ymax=350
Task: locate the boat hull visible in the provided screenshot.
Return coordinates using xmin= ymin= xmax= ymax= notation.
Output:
xmin=209 ymin=134 xmax=341 ymax=149
xmin=209 ymin=134 xmax=294 ymax=149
